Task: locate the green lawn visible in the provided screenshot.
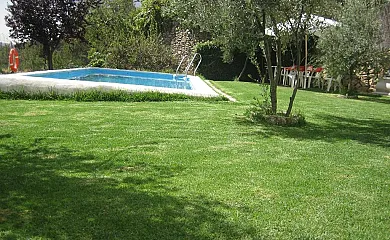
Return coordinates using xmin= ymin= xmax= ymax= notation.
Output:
xmin=1 ymin=82 xmax=389 ymax=239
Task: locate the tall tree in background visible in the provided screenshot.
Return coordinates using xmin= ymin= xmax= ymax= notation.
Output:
xmin=86 ymin=0 xmax=174 ymax=71
xmin=318 ymin=0 xmax=390 ymax=95
xmin=5 ymin=0 xmax=101 ymax=70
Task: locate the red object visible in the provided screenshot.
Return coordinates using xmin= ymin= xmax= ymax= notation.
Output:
xmin=284 ymin=66 xmax=323 ymax=72
xmin=285 ymin=65 xmax=305 ymax=71
xmin=9 ymin=48 xmax=20 ymax=73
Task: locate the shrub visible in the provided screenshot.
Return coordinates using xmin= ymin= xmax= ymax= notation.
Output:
xmin=244 ymin=84 xmax=272 ymax=120
xmin=0 ymin=45 xmax=10 ymax=72
xmin=246 ymin=108 xmax=306 ymax=127
xmin=18 ymin=43 xmax=46 ymax=71
xmin=245 ymin=84 xmax=306 ymax=127
xmin=263 ymin=113 xmax=306 ymax=127
xmin=86 ymin=0 xmax=175 ymax=72
xmin=88 ymin=50 xmax=106 ymax=68
xmin=10 ymin=40 xmax=90 ymax=72
xmin=111 ymin=34 xmax=173 ymax=71
xmin=52 ymin=40 xmax=90 ymax=69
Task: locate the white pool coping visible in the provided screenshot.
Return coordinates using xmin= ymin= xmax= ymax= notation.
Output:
xmin=0 ymin=68 xmax=220 ymax=98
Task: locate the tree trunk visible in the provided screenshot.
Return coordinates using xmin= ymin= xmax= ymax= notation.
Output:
xmin=264 ymin=36 xmax=277 ymax=114
xmin=44 ymin=45 xmax=54 ymax=70
xmin=48 ymin=49 xmax=53 ymax=70
xmin=271 ymin=15 xmax=282 ymax=115
xmin=237 ymin=57 xmax=249 ymax=81
xmin=286 ymin=87 xmax=298 ymax=116
xmin=275 ymin=38 xmax=282 ymax=86
xmin=262 ymin=10 xmax=277 ymax=114
xmin=286 ymin=34 xmax=303 ymax=117
xmin=348 ymin=67 xmax=354 ymax=94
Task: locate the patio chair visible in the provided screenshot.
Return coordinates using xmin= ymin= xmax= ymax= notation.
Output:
xmin=308 ymin=67 xmax=324 ymax=88
xmin=326 ymin=75 xmax=342 ymax=92
xmin=281 ymin=67 xmax=295 ymax=86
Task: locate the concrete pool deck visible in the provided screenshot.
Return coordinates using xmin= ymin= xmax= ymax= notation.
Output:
xmin=0 ymin=68 xmax=220 ymax=98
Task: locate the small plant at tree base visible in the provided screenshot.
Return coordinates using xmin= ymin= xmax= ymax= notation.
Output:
xmin=263 ymin=112 xmax=306 ymax=127
xmin=245 ymin=84 xmax=272 ymax=121
xmin=245 ymin=84 xmax=306 ymax=127
xmin=339 ymin=78 xmax=359 ymax=98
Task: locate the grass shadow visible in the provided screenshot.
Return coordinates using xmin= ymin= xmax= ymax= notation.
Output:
xmin=355 ymin=94 xmax=390 ymax=105
xmin=300 ymin=87 xmax=329 ymax=93
xmin=0 ymin=134 xmax=12 ymax=140
xmin=245 ymin=114 xmax=390 ymax=148
xmin=0 ymin=137 xmax=255 ymax=239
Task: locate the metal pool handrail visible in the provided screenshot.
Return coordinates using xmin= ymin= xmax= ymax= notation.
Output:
xmin=176 ymin=55 xmax=188 ymax=75
xmin=184 ymin=53 xmax=202 ymax=77
xmin=174 ymin=53 xmax=202 ymax=88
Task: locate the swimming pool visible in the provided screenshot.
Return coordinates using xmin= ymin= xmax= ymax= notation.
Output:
xmin=0 ymin=68 xmax=219 ymax=97
xmin=28 ymin=68 xmax=192 ymax=90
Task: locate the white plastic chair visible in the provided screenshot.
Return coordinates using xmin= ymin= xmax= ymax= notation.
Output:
xmin=326 ymin=75 xmax=342 ymax=92
xmin=309 ymin=67 xmax=324 ymax=89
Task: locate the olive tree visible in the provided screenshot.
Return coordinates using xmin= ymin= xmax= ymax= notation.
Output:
xmin=166 ymin=0 xmax=337 ymax=116
xmin=318 ymin=0 xmax=390 ymax=94
xmin=166 ymin=0 xmax=279 ymax=111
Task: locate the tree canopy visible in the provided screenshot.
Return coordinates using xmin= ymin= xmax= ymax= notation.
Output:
xmin=4 ymin=0 xmax=389 ymax=103
xmin=318 ymin=0 xmax=390 ymax=94
xmin=86 ymin=0 xmax=174 ymax=70
xmin=166 ymin=0 xmax=341 ymax=115
xmin=5 ymin=0 xmax=101 ymax=70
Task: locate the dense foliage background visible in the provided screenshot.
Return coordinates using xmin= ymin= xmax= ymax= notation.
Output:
xmin=2 ymin=0 xmax=390 ymax=89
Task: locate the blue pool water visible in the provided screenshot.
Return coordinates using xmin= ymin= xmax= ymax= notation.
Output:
xmin=27 ymin=68 xmax=192 ymax=90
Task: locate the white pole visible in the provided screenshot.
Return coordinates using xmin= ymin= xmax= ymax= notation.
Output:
xmin=304 ymin=34 xmax=308 ymax=89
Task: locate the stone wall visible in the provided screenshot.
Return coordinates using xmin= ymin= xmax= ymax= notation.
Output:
xmin=163 ymin=25 xmax=205 ymax=72
xmin=171 ymin=28 xmax=199 ymax=61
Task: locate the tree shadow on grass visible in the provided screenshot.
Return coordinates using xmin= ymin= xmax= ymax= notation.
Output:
xmin=355 ymin=94 xmax=390 ymax=105
xmin=0 ymin=134 xmax=12 ymax=140
xmin=0 ymin=137 xmax=255 ymax=239
xmin=245 ymin=114 xmax=390 ymax=148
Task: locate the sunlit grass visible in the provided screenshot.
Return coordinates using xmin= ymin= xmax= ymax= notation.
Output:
xmin=1 ymin=82 xmax=389 ymax=239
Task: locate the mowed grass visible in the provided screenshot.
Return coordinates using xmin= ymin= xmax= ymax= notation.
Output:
xmin=0 ymin=81 xmax=389 ymax=239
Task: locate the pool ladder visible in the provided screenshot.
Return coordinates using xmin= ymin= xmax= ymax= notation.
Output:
xmin=175 ymin=53 xmax=202 ymax=84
